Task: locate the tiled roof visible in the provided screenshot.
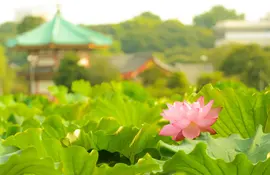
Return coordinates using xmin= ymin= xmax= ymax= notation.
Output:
xmin=109 ymin=52 xmax=179 ymax=73
xmin=152 ymin=57 xmax=179 ymax=72
xmin=109 ymin=52 xmax=153 ymax=73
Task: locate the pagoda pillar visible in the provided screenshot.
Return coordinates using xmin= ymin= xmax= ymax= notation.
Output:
xmin=27 ymin=53 xmax=39 ymax=94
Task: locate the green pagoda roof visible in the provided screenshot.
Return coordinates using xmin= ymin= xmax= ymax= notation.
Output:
xmin=7 ymin=11 xmax=113 ymax=50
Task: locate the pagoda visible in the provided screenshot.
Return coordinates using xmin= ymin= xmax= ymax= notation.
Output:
xmin=7 ymin=7 xmax=112 ymax=95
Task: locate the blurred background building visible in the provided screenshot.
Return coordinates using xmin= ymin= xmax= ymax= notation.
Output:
xmin=214 ymin=12 xmax=270 ymax=47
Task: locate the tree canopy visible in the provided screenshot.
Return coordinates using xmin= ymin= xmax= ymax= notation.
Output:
xmin=17 ymin=16 xmax=45 ymax=34
xmin=53 ymin=52 xmax=121 ymax=89
xmin=220 ymin=44 xmax=270 ymax=90
xmin=193 ymin=5 xmax=245 ymax=28
xmin=0 ymin=46 xmax=20 ymax=94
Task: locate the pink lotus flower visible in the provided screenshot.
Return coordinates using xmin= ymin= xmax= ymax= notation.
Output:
xmin=159 ymin=96 xmax=222 ymax=141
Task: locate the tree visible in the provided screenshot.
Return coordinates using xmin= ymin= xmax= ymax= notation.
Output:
xmin=0 ymin=46 xmax=7 ymax=94
xmin=193 ymin=5 xmax=245 ymax=28
xmin=196 ymin=71 xmax=239 ymax=90
xmin=207 ymin=43 xmax=242 ymax=69
xmin=0 ymin=46 xmax=18 ymax=94
xmin=241 ymin=53 xmax=270 ymax=90
xmin=264 ymin=46 xmax=270 ymax=52
xmin=88 ymin=12 xmax=215 ymax=60
xmin=86 ymin=56 xmax=121 ymax=85
xmin=167 ymin=72 xmax=189 ymax=89
xmin=91 ymin=41 xmax=123 ymax=57
xmin=17 ymin=16 xmax=45 ymax=34
xmin=140 ymin=66 xmax=168 ymax=86
xmin=53 ymin=52 xmax=121 ymax=89
xmin=53 ymin=52 xmax=90 ymax=89
xmin=144 ymin=71 xmax=190 ymax=98
xmin=139 ymin=66 xmax=190 ymax=98
xmin=192 ymin=26 xmax=215 ymax=48
xmin=0 ymin=17 xmax=43 ymax=65
xmin=220 ymin=44 xmax=262 ymax=76
xmin=220 ymin=44 xmax=270 ymax=90
xmin=167 ymin=72 xmax=189 ymax=94
xmin=0 ymin=22 xmax=17 ymax=45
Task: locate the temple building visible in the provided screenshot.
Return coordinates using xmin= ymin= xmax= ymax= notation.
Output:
xmin=7 ymin=9 xmax=112 ymax=95
xmin=109 ymin=52 xmax=177 ymax=79
xmin=109 ymin=52 xmax=213 ymax=84
xmin=7 ymin=8 xmax=214 ymax=95
xmin=214 ymin=13 xmax=270 ymax=47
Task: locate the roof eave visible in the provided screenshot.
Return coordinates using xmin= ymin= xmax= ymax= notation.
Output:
xmin=7 ymin=43 xmax=110 ymax=51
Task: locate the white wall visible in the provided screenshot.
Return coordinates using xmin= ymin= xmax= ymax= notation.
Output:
xmin=225 ymin=31 xmax=270 ymax=39
xmin=216 ymin=31 xmax=270 ymax=46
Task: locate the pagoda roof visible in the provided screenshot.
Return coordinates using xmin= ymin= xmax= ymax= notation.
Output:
xmin=6 ymin=11 xmax=113 ymax=50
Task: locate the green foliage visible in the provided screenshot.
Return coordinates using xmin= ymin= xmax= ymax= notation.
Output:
xmin=193 ymin=5 xmax=245 ymax=28
xmin=161 ymin=125 xmax=270 ymax=162
xmin=71 ymin=80 xmax=92 ymax=96
xmin=61 ymin=147 xmax=98 ymax=175
xmin=1 ymin=6 xmax=270 ymax=173
xmin=140 ymin=67 xmax=167 ymax=86
xmin=89 ymin=11 xmax=215 ymax=63
xmin=196 ymin=71 xmax=240 ymax=91
xmin=88 ymin=94 xmax=161 ymax=127
xmin=91 ymin=41 xmax=123 ymax=57
xmin=140 ymin=67 xmax=189 ymax=98
xmin=0 ymin=22 xmax=17 ymax=45
xmin=197 ymin=72 xmax=225 ymax=90
xmin=1 ymin=80 xmax=270 ymax=174
xmin=220 ymin=44 xmax=270 ymax=90
xmin=207 ymin=43 xmax=241 ymax=69
xmin=1 ymin=6 xmax=245 ymax=70
xmin=160 ymin=126 xmax=270 ymax=174
xmin=167 ymin=72 xmax=189 ymax=89
xmin=0 ymin=46 xmax=7 ymax=79
xmin=213 ymin=81 xmax=252 ymax=91
xmin=162 ymin=143 xmax=270 ymax=175
xmin=121 ymin=81 xmax=151 ymax=102
xmin=146 ymin=79 xmax=174 ymax=98
xmin=0 ymin=148 xmax=61 ymax=175
xmin=74 ymin=121 xmax=163 ymax=164
xmin=0 ymin=21 xmax=27 ymax=65
xmin=2 ymin=7 xmax=244 ymax=68
xmin=221 ymin=44 xmax=260 ymax=76
xmin=53 ymin=52 xmax=89 ymax=89
xmin=54 ymin=52 xmax=121 ymax=89
xmin=61 ymin=146 xmax=162 ymax=175
xmin=17 ymin=16 xmax=45 ymax=34
xmin=188 ymin=84 xmax=270 ymax=138
xmin=0 ymin=46 xmax=19 ymax=94
xmin=241 ymin=55 xmax=270 ymax=90
xmin=87 ymin=57 xmax=121 ymax=85
xmin=159 ymin=46 xmax=211 ymax=64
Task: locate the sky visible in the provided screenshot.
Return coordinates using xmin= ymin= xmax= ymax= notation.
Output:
xmin=0 ymin=0 xmax=269 ymax=25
